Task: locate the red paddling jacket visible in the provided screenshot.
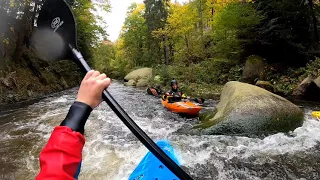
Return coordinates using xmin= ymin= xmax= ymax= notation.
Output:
xmin=36 ymin=101 xmax=92 ymax=180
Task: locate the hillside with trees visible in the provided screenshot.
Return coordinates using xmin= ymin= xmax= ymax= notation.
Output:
xmin=95 ymin=0 xmax=320 ymax=98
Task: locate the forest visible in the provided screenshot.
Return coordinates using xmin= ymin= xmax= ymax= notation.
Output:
xmin=93 ymin=0 xmax=320 ymax=98
xmin=1 ymin=0 xmax=320 ymax=102
xmin=1 ymin=1 xmax=320 ymax=179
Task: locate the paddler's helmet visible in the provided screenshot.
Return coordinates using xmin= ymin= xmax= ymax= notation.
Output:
xmin=170 ymin=79 xmax=178 ymax=86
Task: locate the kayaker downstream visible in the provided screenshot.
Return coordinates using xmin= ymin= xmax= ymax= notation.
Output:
xmin=36 ymin=70 xmax=111 ymax=180
xmin=165 ymin=79 xmax=189 ymax=102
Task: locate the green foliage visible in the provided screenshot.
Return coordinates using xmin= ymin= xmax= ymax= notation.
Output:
xmin=304 ymin=58 xmax=320 ymax=77
xmin=164 ymin=3 xmax=198 ymax=42
xmin=212 ymin=2 xmax=264 ymax=60
xmin=144 ymin=0 xmax=169 ymax=32
xmin=120 ymin=3 xmax=149 ymax=67
xmin=143 ymin=0 xmax=170 ymax=63
xmin=253 ymin=58 xmax=320 ymax=96
xmin=107 ymin=39 xmax=134 ymax=79
xmin=156 ymin=2 xmax=205 ymax=64
xmin=112 ymin=0 xmax=320 ymax=98
xmin=92 ymin=42 xmax=116 ymax=73
xmin=151 ymin=57 xmax=242 ymax=87
xmin=72 ymin=0 xmax=110 ymax=60
xmin=251 ymin=0 xmax=320 ymax=66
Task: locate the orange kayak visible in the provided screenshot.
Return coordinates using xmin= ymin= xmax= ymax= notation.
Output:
xmin=161 ymin=98 xmax=202 ymax=116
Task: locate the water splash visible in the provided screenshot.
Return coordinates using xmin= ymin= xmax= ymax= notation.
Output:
xmin=0 ymin=82 xmax=319 ymax=180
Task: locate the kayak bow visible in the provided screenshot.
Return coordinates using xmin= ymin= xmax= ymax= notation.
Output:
xmin=129 ymin=140 xmax=181 ymax=180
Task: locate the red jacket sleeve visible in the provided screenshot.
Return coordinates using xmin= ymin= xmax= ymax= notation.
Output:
xmin=36 ymin=126 xmax=85 ymax=180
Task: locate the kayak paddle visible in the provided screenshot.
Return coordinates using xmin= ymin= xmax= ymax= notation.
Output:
xmin=148 ymin=87 xmax=205 ymax=104
xmin=31 ymin=0 xmax=193 ymax=179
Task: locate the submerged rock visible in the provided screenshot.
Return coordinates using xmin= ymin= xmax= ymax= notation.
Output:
xmin=193 ymin=81 xmax=304 ymax=136
xmin=124 ymin=79 xmax=136 ymax=86
xmin=136 ymin=78 xmax=148 ymax=87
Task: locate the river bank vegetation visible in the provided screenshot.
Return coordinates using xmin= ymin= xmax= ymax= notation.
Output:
xmin=1 ymin=0 xmax=320 ymax=103
xmin=0 ymin=0 xmax=110 ymax=103
xmin=93 ymin=0 xmax=320 ymax=99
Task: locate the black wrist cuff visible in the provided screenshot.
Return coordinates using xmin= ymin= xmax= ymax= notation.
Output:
xmin=60 ymin=101 xmax=93 ymax=134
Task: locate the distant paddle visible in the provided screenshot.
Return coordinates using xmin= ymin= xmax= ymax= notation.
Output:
xmin=147 ymin=87 xmax=205 ymax=104
xmin=32 ymin=0 xmax=193 ymax=179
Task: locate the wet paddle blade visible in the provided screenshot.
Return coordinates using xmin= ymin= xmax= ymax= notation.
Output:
xmin=31 ymin=0 xmax=77 ymax=61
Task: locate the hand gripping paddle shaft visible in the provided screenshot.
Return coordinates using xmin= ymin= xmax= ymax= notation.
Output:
xmin=71 ymin=47 xmax=193 ymax=180
xmin=34 ymin=0 xmax=193 ymax=179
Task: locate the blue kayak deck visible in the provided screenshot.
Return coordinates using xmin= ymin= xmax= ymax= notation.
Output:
xmin=129 ymin=140 xmax=181 ymax=180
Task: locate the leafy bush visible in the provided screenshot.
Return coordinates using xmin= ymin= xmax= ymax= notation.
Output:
xmin=211 ymin=2 xmax=264 ymax=60
xmin=92 ymin=43 xmax=116 ymax=73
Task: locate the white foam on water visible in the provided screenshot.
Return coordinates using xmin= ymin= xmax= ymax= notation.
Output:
xmin=70 ymin=98 xmax=320 ymax=179
xmin=50 ymin=96 xmax=69 ymax=103
xmin=1 ymin=83 xmax=320 ymax=180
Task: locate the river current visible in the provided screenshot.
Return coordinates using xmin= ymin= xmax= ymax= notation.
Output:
xmin=0 ymin=81 xmax=319 ymax=180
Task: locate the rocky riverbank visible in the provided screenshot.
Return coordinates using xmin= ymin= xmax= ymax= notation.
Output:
xmin=0 ymin=59 xmax=82 ymax=104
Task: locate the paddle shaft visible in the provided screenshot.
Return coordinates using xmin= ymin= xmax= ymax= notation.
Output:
xmin=70 ymin=46 xmax=193 ymax=180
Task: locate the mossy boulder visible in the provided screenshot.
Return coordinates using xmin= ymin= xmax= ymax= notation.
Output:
xmin=193 ymin=81 xmax=304 ymax=136
xmin=292 ymin=76 xmax=320 ymax=102
xmin=124 ymin=68 xmax=152 ymax=87
xmin=314 ymin=76 xmax=320 ymax=87
xmin=199 ymin=109 xmax=217 ymax=123
xmin=255 ymin=80 xmax=274 ymax=93
xmin=242 ymin=55 xmax=264 ymax=84
xmin=124 ymin=79 xmax=136 ymax=86
xmin=136 ymin=78 xmax=149 ymax=87
xmin=124 ymin=68 xmax=152 ymax=82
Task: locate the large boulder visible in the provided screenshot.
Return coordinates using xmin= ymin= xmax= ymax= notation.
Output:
xmin=292 ymin=76 xmax=320 ymax=102
xmin=255 ymin=80 xmax=274 ymax=93
xmin=124 ymin=68 xmax=152 ymax=82
xmin=124 ymin=79 xmax=136 ymax=86
xmin=314 ymin=76 xmax=320 ymax=87
xmin=242 ymin=55 xmax=264 ymax=84
xmin=136 ymin=78 xmax=149 ymax=87
xmin=193 ymin=81 xmax=304 ymax=136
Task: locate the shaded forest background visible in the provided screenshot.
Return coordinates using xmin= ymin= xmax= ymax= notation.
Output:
xmin=93 ymin=0 xmax=320 ymax=97
xmin=1 ymin=0 xmax=320 ymax=103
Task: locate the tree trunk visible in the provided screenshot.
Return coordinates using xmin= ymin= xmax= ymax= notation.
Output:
xmin=163 ymin=35 xmax=170 ymax=65
xmin=32 ymin=0 xmax=40 ymax=31
xmin=184 ymin=35 xmax=189 ymax=49
xmin=12 ymin=2 xmax=31 ymax=63
xmin=198 ymin=0 xmax=204 ymax=39
xmin=169 ymin=41 xmax=174 ymax=62
xmin=308 ymin=0 xmax=319 ymax=42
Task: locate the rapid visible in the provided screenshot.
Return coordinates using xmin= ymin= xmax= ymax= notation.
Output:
xmin=0 ymin=81 xmax=319 ymax=180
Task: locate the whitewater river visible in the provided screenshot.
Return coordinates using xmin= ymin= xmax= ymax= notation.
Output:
xmin=0 ymin=81 xmax=320 ymax=180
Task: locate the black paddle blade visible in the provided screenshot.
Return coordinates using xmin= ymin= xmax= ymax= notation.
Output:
xmin=31 ymin=0 xmax=78 ymax=61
